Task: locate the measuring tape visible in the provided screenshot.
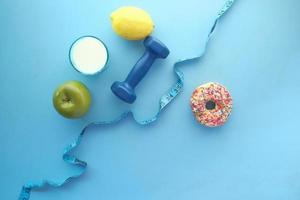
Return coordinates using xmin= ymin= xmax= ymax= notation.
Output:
xmin=18 ymin=1 xmax=236 ymax=199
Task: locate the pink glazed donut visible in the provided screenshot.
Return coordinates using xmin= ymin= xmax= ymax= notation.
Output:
xmin=190 ymin=82 xmax=233 ymax=127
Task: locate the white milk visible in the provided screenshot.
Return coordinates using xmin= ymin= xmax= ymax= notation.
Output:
xmin=70 ymin=37 xmax=108 ymax=75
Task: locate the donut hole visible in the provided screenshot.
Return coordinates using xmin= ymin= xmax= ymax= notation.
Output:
xmin=205 ymin=100 xmax=216 ymax=110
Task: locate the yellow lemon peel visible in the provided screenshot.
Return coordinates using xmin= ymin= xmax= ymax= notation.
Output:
xmin=111 ymin=6 xmax=155 ymax=40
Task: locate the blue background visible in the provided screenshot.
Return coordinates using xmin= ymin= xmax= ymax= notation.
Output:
xmin=1 ymin=0 xmax=300 ymax=199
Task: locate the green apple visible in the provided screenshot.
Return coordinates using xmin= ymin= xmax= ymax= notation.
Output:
xmin=53 ymin=81 xmax=91 ymax=119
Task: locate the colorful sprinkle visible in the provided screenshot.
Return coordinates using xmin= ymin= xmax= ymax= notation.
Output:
xmin=190 ymin=82 xmax=233 ymax=127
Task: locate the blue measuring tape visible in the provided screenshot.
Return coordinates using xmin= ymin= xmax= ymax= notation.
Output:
xmin=18 ymin=1 xmax=236 ymax=199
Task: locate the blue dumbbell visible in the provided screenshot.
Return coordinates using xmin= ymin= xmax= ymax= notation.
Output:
xmin=111 ymin=36 xmax=170 ymax=104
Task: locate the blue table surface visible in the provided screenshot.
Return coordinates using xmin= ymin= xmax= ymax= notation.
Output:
xmin=1 ymin=0 xmax=300 ymax=199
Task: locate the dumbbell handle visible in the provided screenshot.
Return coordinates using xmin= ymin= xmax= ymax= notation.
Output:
xmin=125 ymin=51 xmax=157 ymax=88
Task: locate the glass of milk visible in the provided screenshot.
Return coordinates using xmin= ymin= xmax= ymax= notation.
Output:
xmin=69 ymin=36 xmax=109 ymax=75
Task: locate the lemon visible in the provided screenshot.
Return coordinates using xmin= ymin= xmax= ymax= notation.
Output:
xmin=110 ymin=6 xmax=155 ymax=40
